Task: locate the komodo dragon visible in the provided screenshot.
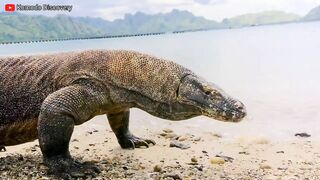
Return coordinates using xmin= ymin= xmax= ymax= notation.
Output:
xmin=0 ymin=50 xmax=246 ymax=178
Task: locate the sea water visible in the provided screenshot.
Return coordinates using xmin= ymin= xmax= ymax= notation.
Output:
xmin=1 ymin=21 xmax=320 ymax=140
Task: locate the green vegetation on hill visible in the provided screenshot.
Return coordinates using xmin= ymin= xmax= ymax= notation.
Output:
xmin=303 ymin=5 xmax=320 ymax=21
xmin=0 ymin=13 xmax=105 ymax=42
xmin=76 ymin=10 xmax=221 ymax=35
xmin=222 ymin=11 xmax=300 ymax=27
xmin=1 ymin=6 xmax=320 ymax=43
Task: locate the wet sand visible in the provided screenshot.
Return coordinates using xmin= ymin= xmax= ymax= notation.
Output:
xmin=1 ymin=113 xmax=320 ymax=179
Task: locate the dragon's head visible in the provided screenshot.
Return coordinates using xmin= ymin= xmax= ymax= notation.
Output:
xmin=177 ymin=75 xmax=246 ymax=122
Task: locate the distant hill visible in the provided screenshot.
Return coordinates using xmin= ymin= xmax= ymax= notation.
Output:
xmin=0 ymin=13 xmax=105 ymax=42
xmin=76 ymin=9 xmax=221 ymax=35
xmin=303 ymin=5 xmax=320 ymax=21
xmin=222 ymin=11 xmax=300 ymax=27
xmin=1 ymin=7 xmax=319 ymax=43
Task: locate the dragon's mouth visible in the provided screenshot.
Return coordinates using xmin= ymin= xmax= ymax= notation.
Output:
xmin=202 ymin=99 xmax=247 ymax=122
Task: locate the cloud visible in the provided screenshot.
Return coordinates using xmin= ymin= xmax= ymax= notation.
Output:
xmin=194 ymin=0 xmax=211 ymax=4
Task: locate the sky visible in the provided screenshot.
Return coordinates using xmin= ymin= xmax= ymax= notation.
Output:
xmin=2 ymin=0 xmax=320 ymax=21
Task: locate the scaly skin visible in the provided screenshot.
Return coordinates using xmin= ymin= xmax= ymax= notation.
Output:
xmin=0 ymin=50 xmax=246 ymax=178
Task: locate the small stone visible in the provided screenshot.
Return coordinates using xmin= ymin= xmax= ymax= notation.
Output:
xmin=0 ymin=146 xmax=6 ymax=152
xmin=100 ymin=160 xmax=109 ymax=164
xmin=191 ymin=157 xmax=198 ymax=163
xmin=163 ymin=174 xmax=182 ymax=180
xmin=153 ymin=165 xmax=162 ymax=172
xmin=39 ymin=164 xmax=49 ymax=171
xmin=239 ymin=151 xmax=250 ymax=155
xmin=169 ymin=140 xmax=191 ymax=149
xmin=212 ymin=133 xmax=222 ymax=138
xmin=17 ymin=155 xmax=24 ymax=161
xmin=163 ymin=129 xmax=173 ymax=133
xmin=260 ymin=163 xmax=272 ymax=169
xmin=70 ymin=172 xmax=86 ymax=177
xmin=295 ymin=132 xmax=311 ymax=138
xmin=178 ymin=135 xmax=188 ymax=141
xmin=88 ymin=160 xmax=99 ymax=163
xmin=160 ymin=133 xmax=167 ymax=136
xmin=215 ymin=155 xmax=234 ymax=162
xmin=166 ymin=133 xmax=178 ymax=139
xmin=193 ymin=137 xmax=201 ymax=141
xmin=210 ymin=157 xmax=225 ymax=165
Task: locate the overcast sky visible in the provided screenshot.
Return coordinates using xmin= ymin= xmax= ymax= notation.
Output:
xmin=2 ymin=0 xmax=320 ymax=21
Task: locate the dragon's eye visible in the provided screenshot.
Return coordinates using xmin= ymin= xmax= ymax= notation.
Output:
xmin=203 ymin=85 xmax=212 ymax=95
xmin=205 ymin=90 xmax=211 ymax=95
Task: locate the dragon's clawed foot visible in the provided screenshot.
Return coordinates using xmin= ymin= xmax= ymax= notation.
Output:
xmin=119 ymin=135 xmax=156 ymax=149
xmin=45 ymin=156 xmax=101 ymax=179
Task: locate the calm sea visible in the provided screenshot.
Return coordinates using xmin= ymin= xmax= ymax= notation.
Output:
xmin=1 ymin=21 xmax=320 ymax=139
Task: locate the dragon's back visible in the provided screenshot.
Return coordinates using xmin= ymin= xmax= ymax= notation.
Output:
xmin=0 ymin=54 xmax=62 ymax=125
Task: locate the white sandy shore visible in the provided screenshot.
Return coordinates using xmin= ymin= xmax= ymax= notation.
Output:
xmin=1 ymin=111 xmax=320 ymax=179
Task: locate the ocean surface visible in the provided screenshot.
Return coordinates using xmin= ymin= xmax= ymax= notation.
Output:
xmin=1 ymin=21 xmax=320 ymax=140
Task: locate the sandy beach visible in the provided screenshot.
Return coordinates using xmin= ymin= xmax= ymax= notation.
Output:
xmin=1 ymin=110 xmax=320 ymax=180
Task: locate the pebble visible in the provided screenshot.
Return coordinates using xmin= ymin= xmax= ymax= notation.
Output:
xmin=295 ymin=132 xmax=311 ymax=138
xmin=70 ymin=172 xmax=85 ymax=177
xmin=212 ymin=133 xmax=222 ymax=138
xmin=163 ymin=129 xmax=173 ymax=133
xmin=163 ymin=174 xmax=182 ymax=180
xmin=191 ymin=157 xmax=198 ymax=163
xmin=260 ymin=163 xmax=272 ymax=169
xmin=178 ymin=136 xmax=188 ymax=141
xmin=153 ymin=165 xmax=162 ymax=172
xmin=193 ymin=137 xmax=201 ymax=141
xmin=170 ymin=140 xmax=191 ymax=149
xmin=210 ymin=157 xmax=225 ymax=165
xmin=166 ymin=133 xmax=179 ymax=139
xmin=215 ymin=155 xmax=234 ymax=162
xmin=239 ymin=151 xmax=250 ymax=155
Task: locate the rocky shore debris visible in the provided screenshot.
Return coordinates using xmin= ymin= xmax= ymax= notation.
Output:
xmin=163 ymin=128 xmax=173 ymax=133
xmin=260 ymin=163 xmax=272 ymax=170
xmin=215 ymin=155 xmax=234 ymax=163
xmin=170 ymin=140 xmax=191 ymax=149
xmin=239 ymin=151 xmax=250 ymax=155
xmin=210 ymin=157 xmax=225 ymax=165
xmin=0 ymin=146 xmax=6 ymax=152
xmin=163 ymin=174 xmax=182 ymax=180
xmin=295 ymin=132 xmax=311 ymax=138
xmin=153 ymin=165 xmax=162 ymax=172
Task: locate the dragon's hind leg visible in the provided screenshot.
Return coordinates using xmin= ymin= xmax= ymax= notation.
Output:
xmin=107 ymin=109 xmax=155 ymax=149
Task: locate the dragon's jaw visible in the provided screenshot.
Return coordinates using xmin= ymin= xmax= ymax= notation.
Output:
xmin=177 ymin=75 xmax=247 ymax=122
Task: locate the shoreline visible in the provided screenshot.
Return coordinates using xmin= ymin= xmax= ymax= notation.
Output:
xmin=1 ymin=116 xmax=319 ymax=179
